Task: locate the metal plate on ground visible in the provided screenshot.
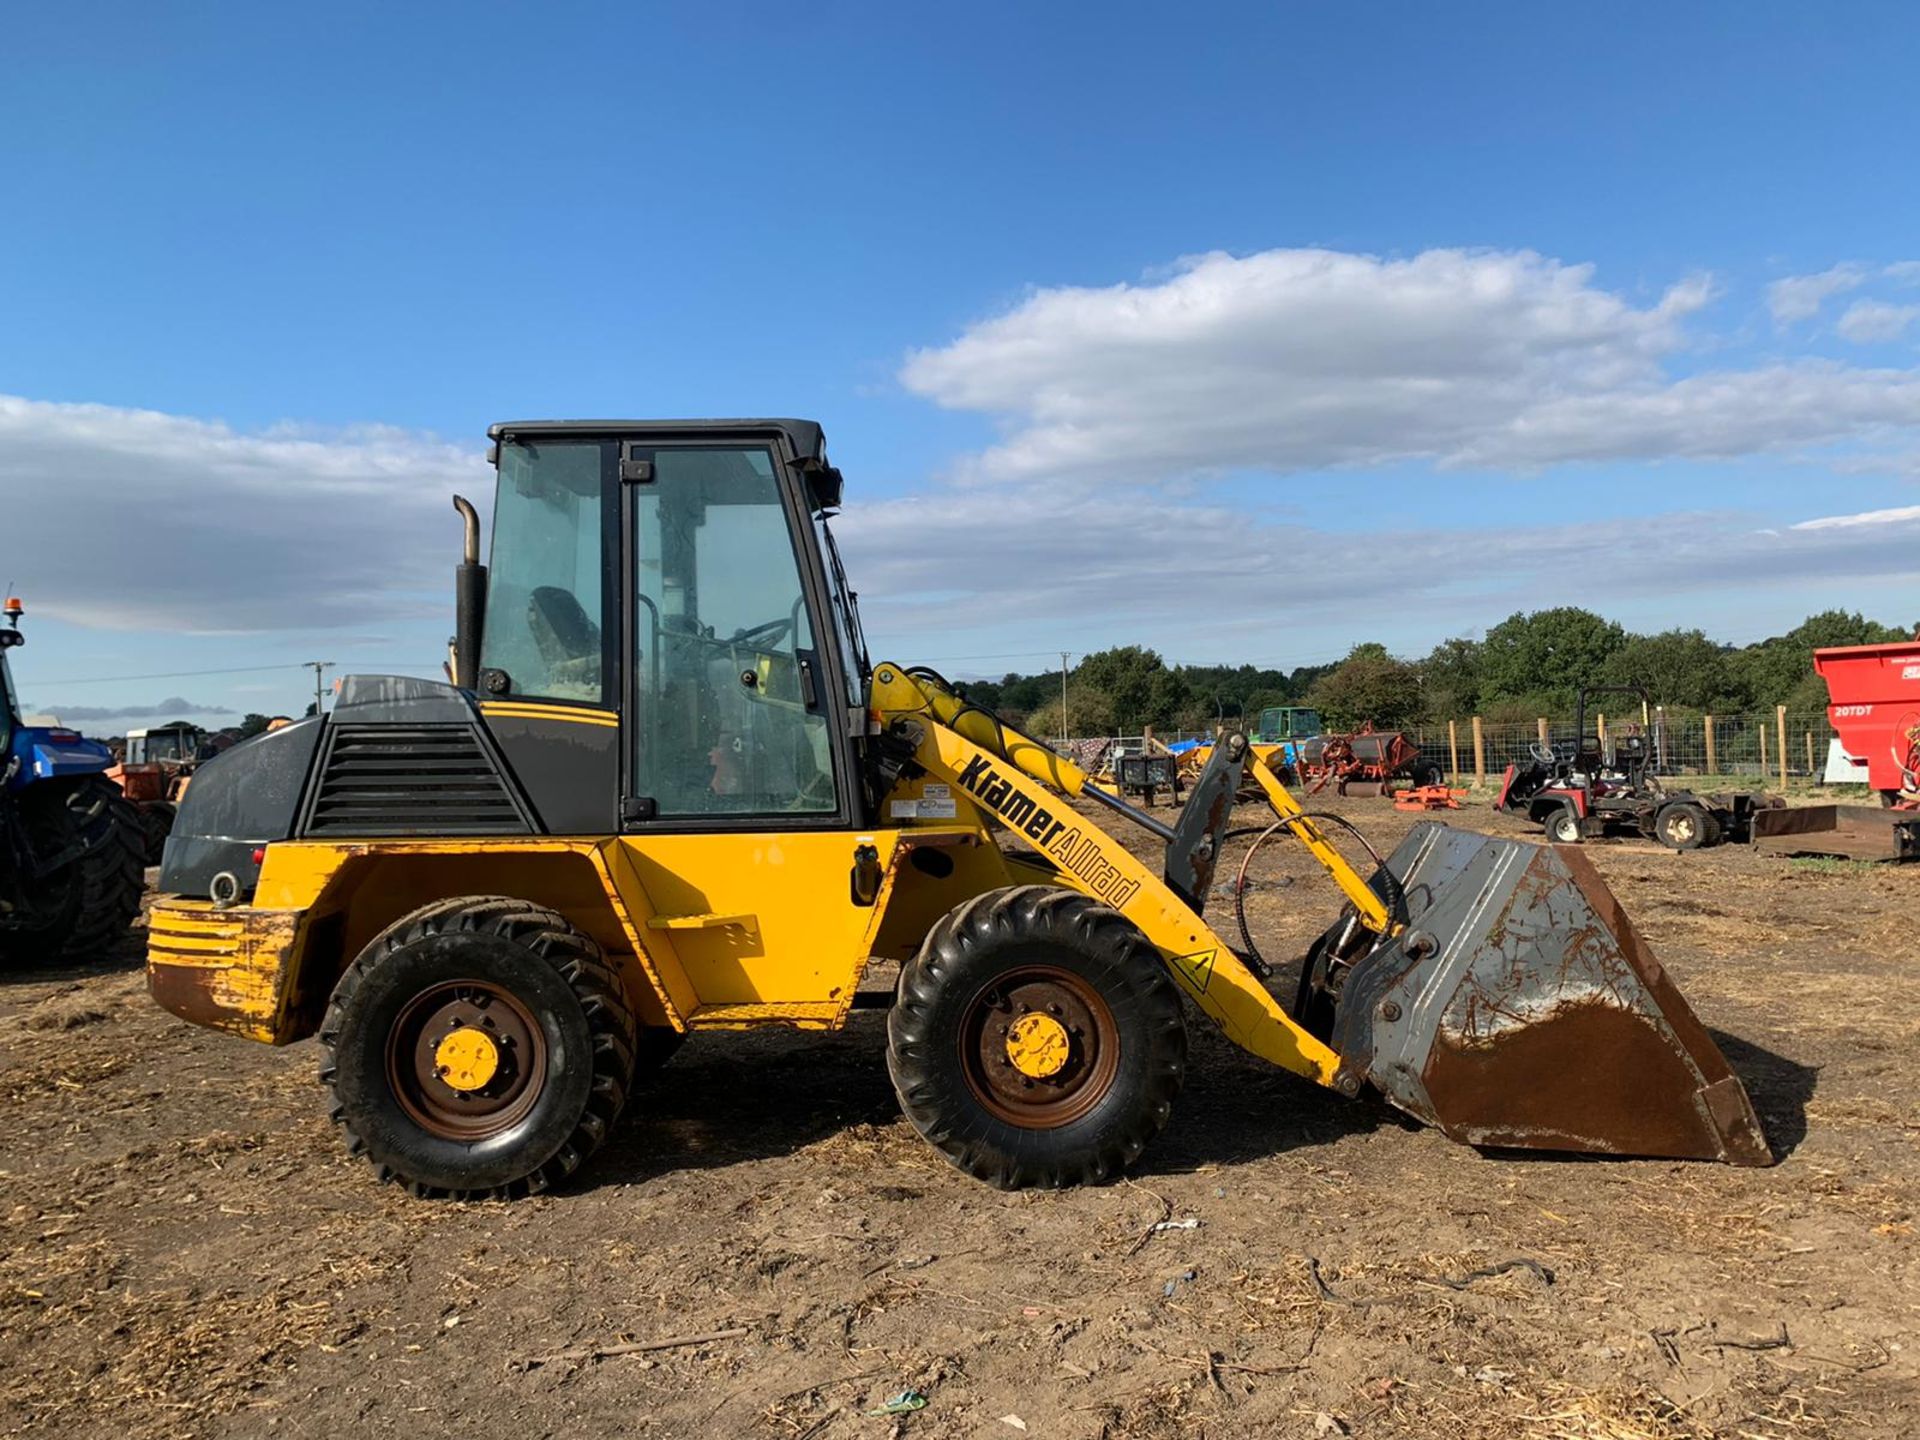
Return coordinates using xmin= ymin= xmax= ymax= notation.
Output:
xmin=1751 ymin=804 xmax=1920 ymax=861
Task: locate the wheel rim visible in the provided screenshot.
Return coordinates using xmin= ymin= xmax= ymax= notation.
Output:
xmin=959 ymin=964 xmax=1120 ymax=1129
xmin=1666 ymin=811 xmax=1697 ymax=844
xmin=387 ymin=980 xmax=548 ymax=1140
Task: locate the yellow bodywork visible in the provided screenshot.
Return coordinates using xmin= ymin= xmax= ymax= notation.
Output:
xmin=147 ymin=666 xmax=1399 ymax=1095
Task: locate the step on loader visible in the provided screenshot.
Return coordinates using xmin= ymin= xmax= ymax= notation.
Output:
xmin=145 ymin=420 xmax=1771 ymax=1198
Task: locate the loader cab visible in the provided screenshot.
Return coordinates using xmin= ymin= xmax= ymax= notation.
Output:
xmin=479 ymin=420 xmax=870 ymax=832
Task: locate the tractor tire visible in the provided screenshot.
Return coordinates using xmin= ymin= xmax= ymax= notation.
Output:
xmin=1413 ymin=761 xmax=1446 ymax=789
xmin=1655 ymin=801 xmax=1711 ymax=851
xmin=1700 ymin=809 xmax=1725 ymax=849
xmin=1545 ymin=806 xmax=1583 ymax=845
xmin=139 ymin=803 xmax=175 ymax=866
xmin=0 ymin=776 xmax=144 ymax=965
xmin=887 ymin=885 xmax=1186 ymax=1189
xmin=320 ymin=897 xmax=637 ymax=1199
xmin=633 ymin=1026 xmax=686 ymax=1076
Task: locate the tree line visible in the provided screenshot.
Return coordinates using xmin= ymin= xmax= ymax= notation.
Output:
xmin=958 ymin=608 xmax=1916 ymax=737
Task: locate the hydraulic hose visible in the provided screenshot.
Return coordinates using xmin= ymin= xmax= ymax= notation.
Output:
xmin=1224 ymin=811 xmax=1406 ymax=979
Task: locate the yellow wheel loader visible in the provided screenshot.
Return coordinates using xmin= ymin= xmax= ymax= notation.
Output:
xmin=145 ymin=420 xmax=1770 ymax=1198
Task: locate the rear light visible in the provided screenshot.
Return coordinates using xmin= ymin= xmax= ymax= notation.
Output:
xmin=48 ymin=729 xmax=79 ymax=744
xmin=251 ymin=848 xmax=266 ymax=865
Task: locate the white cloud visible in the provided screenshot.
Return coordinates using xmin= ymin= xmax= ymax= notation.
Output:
xmin=1767 ymin=263 xmax=1870 ymax=324
xmin=0 ymin=395 xmax=487 ymax=632
xmin=1789 ymin=503 xmax=1920 ymax=532
xmin=1835 ymin=299 xmax=1920 ymax=344
xmin=901 ymin=248 xmax=1920 ymax=484
xmin=836 ymin=480 xmax=1920 ymax=663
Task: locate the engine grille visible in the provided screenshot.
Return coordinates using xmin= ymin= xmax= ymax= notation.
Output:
xmin=303 ymin=725 xmax=529 ymax=836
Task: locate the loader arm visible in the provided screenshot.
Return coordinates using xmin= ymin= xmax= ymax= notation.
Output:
xmin=873 ymin=665 xmax=1393 ymax=931
xmin=870 ymin=663 xmax=1375 ymax=1091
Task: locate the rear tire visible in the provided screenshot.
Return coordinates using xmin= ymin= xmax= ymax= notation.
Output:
xmin=1655 ymin=802 xmax=1710 ymax=851
xmin=887 ymin=886 xmax=1186 ymax=1189
xmin=0 ymin=776 xmax=145 ymax=965
xmin=1413 ymin=761 xmax=1446 ymax=789
xmin=1544 ymin=806 xmax=1583 ymax=845
xmin=139 ymin=803 xmax=175 ymax=866
xmin=320 ymin=897 xmax=636 ymax=1199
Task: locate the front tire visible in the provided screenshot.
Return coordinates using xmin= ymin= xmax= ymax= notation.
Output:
xmin=1545 ymin=806 xmax=1583 ymax=845
xmin=887 ymin=886 xmax=1186 ymax=1189
xmin=320 ymin=898 xmax=637 ymax=1199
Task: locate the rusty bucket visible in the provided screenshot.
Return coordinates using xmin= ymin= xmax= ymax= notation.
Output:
xmin=1313 ymin=823 xmax=1772 ymax=1165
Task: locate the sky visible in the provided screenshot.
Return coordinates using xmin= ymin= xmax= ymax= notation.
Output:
xmin=3 ymin=2 xmax=1919 ymax=732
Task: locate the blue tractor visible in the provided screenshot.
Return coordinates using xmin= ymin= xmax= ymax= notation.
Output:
xmin=0 ymin=597 xmax=144 ymax=963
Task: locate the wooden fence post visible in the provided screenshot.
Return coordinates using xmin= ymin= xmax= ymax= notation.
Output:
xmin=1596 ymin=711 xmax=1607 ymax=751
xmin=1759 ymin=719 xmax=1768 ymax=773
xmin=1472 ymin=716 xmax=1485 ymax=786
xmin=1776 ymin=705 xmax=1789 ymax=789
xmin=1537 ymin=717 xmax=1550 ymax=751
xmin=1448 ymin=719 xmax=1461 ymax=784
xmin=1805 ymin=729 xmax=1815 ymax=781
xmin=1703 ymin=714 xmax=1716 ymax=776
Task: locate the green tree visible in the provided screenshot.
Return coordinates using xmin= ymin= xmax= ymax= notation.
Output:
xmin=1419 ymin=637 xmax=1483 ymax=719
xmin=1479 ymin=607 xmax=1628 ymax=708
xmin=1731 ymin=610 xmax=1908 ymax=711
xmin=997 ymin=671 xmax=1056 ymax=713
xmin=1599 ymin=629 xmax=1738 ymax=709
xmin=1027 ymin=682 xmax=1116 ymax=740
xmin=1074 ymin=645 xmax=1169 ymax=733
xmin=1307 ymin=645 xmax=1424 ymax=728
xmin=1145 ymin=668 xmax=1191 ymax=730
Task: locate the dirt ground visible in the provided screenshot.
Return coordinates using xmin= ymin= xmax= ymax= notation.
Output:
xmin=2 ymin=797 xmax=1915 ymax=1440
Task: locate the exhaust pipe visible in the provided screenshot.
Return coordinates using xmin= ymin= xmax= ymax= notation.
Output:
xmin=451 ymin=495 xmax=486 ymax=691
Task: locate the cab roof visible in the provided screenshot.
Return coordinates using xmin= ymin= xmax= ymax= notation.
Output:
xmin=488 ymin=418 xmax=825 ymax=460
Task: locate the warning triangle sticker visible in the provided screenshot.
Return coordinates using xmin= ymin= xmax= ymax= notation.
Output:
xmin=1169 ymin=949 xmax=1217 ymax=994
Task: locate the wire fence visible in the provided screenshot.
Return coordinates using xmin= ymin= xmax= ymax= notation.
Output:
xmin=1059 ymin=708 xmax=1862 ymax=790
xmin=1402 ymin=709 xmax=1848 ymax=787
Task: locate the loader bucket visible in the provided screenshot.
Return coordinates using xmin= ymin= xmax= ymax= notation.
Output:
xmin=1312 ymin=823 xmax=1772 ymax=1165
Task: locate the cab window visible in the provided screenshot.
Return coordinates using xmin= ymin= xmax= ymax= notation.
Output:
xmin=631 ymin=446 xmax=834 ymax=817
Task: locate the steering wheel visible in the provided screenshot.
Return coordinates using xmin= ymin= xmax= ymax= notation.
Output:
xmin=1528 ymin=741 xmax=1557 ymax=766
xmin=729 ymin=617 xmax=793 ymax=648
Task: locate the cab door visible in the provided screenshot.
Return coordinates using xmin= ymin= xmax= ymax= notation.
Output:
xmin=617 ymin=438 xmax=867 ymax=1014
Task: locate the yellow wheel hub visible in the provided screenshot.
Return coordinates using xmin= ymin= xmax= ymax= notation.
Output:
xmin=1005 ymin=1012 xmax=1072 ymax=1079
xmin=435 ymin=1026 xmax=502 ymax=1092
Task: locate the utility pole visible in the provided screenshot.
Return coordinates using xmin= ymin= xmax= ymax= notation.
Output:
xmin=1059 ymin=651 xmax=1071 ymax=744
xmin=306 ymin=660 xmax=335 ymax=717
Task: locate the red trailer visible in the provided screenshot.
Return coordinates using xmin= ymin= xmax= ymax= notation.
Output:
xmin=1814 ymin=640 xmax=1920 ymax=804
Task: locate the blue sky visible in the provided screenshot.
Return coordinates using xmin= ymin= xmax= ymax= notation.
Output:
xmin=4 ymin=3 xmax=1918 ymax=731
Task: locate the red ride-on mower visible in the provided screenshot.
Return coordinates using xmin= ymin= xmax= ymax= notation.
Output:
xmin=1496 ymin=687 xmax=1777 ymax=851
